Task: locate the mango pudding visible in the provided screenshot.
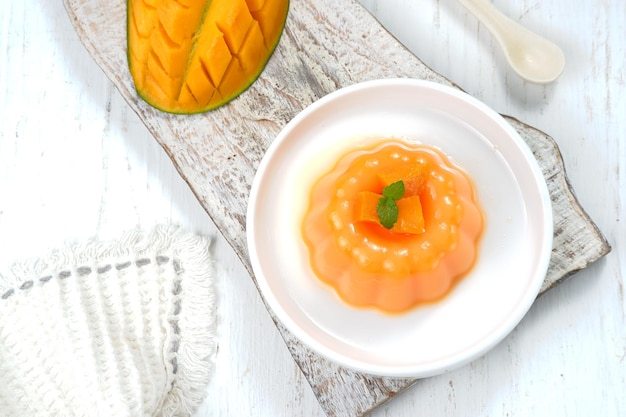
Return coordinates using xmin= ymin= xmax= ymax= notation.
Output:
xmin=302 ymin=140 xmax=484 ymax=313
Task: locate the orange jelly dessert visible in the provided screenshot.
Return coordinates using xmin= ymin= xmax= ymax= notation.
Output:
xmin=301 ymin=140 xmax=484 ymax=313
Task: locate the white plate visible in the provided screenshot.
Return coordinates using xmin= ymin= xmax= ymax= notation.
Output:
xmin=246 ymin=79 xmax=553 ymax=377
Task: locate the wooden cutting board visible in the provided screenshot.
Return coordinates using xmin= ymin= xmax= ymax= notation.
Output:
xmin=63 ymin=0 xmax=611 ymax=415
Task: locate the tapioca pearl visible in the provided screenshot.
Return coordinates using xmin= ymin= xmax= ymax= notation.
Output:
xmin=448 ymin=224 xmax=459 ymax=241
xmin=383 ymin=259 xmax=396 ymax=272
xmin=436 ymin=223 xmax=456 ymax=247
xmin=419 ymin=241 xmax=440 ymax=262
xmin=357 ymin=235 xmax=374 ymax=251
xmin=337 ymin=235 xmax=349 ymax=250
xmin=352 ymin=249 xmax=370 ymax=267
xmin=432 ymin=172 xmax=447 ymax=183
xmin=433 ymin=208 xmax=445 ymax=220
xmin=438 ymin=222 xmax=450 ymax=232
xmin=431 ymin=220 xmax=452 ymax=239
xmin=395 ymin=247 xmax=410 ymax=257
xmin=330 ymin=211 xmax=343 ymax=230
xmin=442 ymin=195 xmax=454 ymax=207
xmin=410 ymin=250 xmax=428 ymax=267
xmin=351 ymin=247 xmax=363 ymax=261
xmin=454 ymin=203 xmax=464 ymax=223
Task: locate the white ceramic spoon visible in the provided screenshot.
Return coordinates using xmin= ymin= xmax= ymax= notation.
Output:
xmin=458 ymin=0 xmax=565 ymax=84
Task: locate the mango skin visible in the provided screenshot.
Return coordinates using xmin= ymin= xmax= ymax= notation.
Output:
xmin=127 ymin=0 xmax=289 ymax=114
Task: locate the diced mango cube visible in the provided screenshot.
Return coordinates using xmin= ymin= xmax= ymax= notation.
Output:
xmin=354 ymin=191 xmax=425 ymax=234
xmin=378 ymin=164 xmax=427 ymax=197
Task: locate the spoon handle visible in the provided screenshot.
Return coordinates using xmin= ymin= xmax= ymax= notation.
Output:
xmin=457 ymin=0 xmax=520 ymax=44
xmin=457 ymin=0 xmax=565 ymax=83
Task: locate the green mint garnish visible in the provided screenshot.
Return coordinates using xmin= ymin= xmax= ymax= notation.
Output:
xmin=382 ymin=180 xmax=405 ymax=200
xmin=377 ymin=197 xmax=399 ymax=229
xmin=377 ymin=180 xmax=405 ymax=229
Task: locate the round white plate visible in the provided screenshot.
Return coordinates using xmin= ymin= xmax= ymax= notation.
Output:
xmin=246 ymin=79 xmax=553 ymax=377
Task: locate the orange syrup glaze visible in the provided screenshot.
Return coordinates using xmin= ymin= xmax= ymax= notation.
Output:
xmin=301 ymin=140 xmax=484 ymax=313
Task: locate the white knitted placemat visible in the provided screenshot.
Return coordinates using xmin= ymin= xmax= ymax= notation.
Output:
xmin=0 ymin=226 xmax=216 ymax=417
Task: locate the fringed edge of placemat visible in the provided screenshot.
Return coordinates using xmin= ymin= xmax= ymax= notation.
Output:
xmin=0 ymin=225 xmax=217 ymax=417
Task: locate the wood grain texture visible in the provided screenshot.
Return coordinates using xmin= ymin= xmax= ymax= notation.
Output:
xmin=62 ymin=0 xmax=610 ymax=416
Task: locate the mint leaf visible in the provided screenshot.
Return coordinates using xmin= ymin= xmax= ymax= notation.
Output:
xmin=377 ymin=180 xmax=405 ymax=229
xmin=382 ymin=180 xmax=405 ymax=200
xmin=377 ymin=197 xmax=399 ymax=229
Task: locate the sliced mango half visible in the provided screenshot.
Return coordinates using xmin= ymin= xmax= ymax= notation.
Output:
xmin=127 ymin=0 xmax=289 ymax=114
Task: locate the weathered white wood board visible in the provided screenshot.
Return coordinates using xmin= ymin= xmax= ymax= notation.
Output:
xmin=62 ymin=0 xmax=611 ymax=415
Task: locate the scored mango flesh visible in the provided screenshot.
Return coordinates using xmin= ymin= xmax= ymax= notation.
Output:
xmin=127 ymin=0 xmax=289 ymax=114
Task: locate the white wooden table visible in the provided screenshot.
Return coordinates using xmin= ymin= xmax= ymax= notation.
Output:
xmin=1 ymin=0 xmax=624 ymax=416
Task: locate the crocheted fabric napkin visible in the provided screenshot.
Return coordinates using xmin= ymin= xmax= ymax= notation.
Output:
xmin=0 ymin=226 xmax=216 ymax=417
